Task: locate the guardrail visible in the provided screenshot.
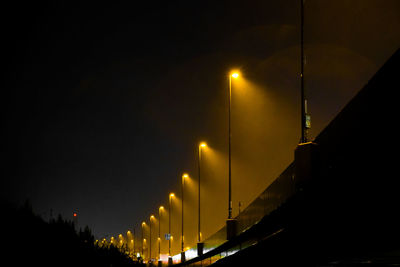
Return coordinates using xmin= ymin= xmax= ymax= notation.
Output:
xmin=172 ymin=162 xmax=297 ymax=266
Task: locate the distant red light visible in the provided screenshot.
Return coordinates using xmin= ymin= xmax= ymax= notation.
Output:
xmin=73 ymin=213 xmax=77 ymax=217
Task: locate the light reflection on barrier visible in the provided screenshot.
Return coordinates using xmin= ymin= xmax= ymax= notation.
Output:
xmin=173 ymin=163 xmax=296 ymax=266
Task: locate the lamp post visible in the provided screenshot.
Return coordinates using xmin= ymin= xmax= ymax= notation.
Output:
xmin=150 ymin=215 xmax=155 ymax=261
xmin=300 ymin=0 xmax=310 ymax=143
xmin=133 ymin=227 xmax=136 ymax=256
xmin=158 ymin=206 xmax=163 ymax=258
xmin=158 ymin=206 xmax=164 ymax=266
xmin=127 ymin=230 xmax=132 ymax=254
xmin=197 ymin=142 xmax=207 ymax=255
xmin=119 ymin=234 xmax=123 ymax=249
xmin=141 ymin=222 xmax=146 ymax=259
xmin=227 ymin=72 xmax=239 ymax=240
xmin=168 ymin=193 xmax=174 ymax=265
xmin=181 ymin=173 xmax=189 ymax=262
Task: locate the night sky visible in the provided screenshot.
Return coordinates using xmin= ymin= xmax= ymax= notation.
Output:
xmin=2 ymin=0 xmax=400 ymax=255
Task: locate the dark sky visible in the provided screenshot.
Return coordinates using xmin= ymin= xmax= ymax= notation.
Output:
xmin=2 ymin=0 xmax=399 ymax=255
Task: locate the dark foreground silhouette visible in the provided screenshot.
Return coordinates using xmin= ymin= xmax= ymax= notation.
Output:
xmin=3 ymin=200 xmax=143 ymax=267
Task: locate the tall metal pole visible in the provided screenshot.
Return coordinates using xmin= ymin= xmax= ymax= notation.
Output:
xmin=197 ymin=146 xmax=201 ymax=242
xmin=169 ymin=195 xmax=172 ymax=257
xmin=150 ymin=217 xmax=152 ymax=261
xmin=158 ymin=208 xmax=161 ymax=259
xmin=228 ymin=75 xmax=232 ymax=219
xmin=181 ymin=176 xmax=184 ymax=253
xmin=300 ymin=0 xmax=307 ymax=143
xmin=133 ymin=227 xmax=136 ymax=256
xmin=141 ymin=223 xmax=144 ymax=258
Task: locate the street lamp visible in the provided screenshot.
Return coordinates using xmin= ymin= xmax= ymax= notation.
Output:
xmin=158 ymin=206 xmax=164 ymax=265
xmin=141 ymin=221 xmax=146 ymax=259
xmin=197 ymin=142 xmax=207 ymax=256
xmin=181 ymin=173 xmax=189 ymax=263
xmin=127 ymin=230 xmax=132 ymax=255
xmin=118 ymin=234 xmax=123 ymax=249
xmin=150 ymin=215 xmax=155 ymax=261
xmin=133 ymin=227 xmax=136 ymax=256
xmin=168 ymin=193 xmax=175 ymax=266
xmin=227 ymin=71 xmax=239 ymax=240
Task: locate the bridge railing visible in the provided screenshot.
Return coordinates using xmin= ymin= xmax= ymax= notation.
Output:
xmin=174 ymin=163 xmax=296 ymax=266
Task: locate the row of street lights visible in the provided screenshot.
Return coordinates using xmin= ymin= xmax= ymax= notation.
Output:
xmin=142 ymin=72 xmax=239 ymax=264
xmin=103 ymin=60 xmax=310 ymax=263
xmin=143 ymin=143 xmax=208 ymax=264
xmin=102 ymin=72 xmax=240 ymax=264
xmin=135 ymin=72 xmax=240 ymax=264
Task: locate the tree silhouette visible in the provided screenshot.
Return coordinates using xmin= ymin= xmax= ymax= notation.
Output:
xmin=2 ymin=200 xmax=143 ymax=266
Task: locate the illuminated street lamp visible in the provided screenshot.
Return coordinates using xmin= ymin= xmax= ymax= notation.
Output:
xmin=158 ymin=206 xmax=164 ymax=265
xmin=133 ymin=227 xmax=136 ymax=255
xmin=197 ymin=142 xmax=207 ymax=256
xmin=227 ymin=71 xmax=239 ymax=240
xmin=127 ymin=230 xmax=132 ymax=254
xmin=181 ymin=173 xmax=189 ymax=263
xmin=118 ymin=233 xmax=123 ymax=248
xmin=228 ymin=72 xmax=238 ymax=219
xmin=168 ymin=193 xmax=175 ymax=265
xmin=150 ymin=215 xmax=155 ymax=261
xmin=141 ymin=221 xmax=146 ymax=258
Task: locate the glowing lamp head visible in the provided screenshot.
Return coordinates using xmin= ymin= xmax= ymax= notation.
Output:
xmin=169 ymin=193 xmax=175 ymax=198
xmin=231 ymin=73 xmax=239 ymax=79
xmin=182 ymin=173 xmax=189 ymax=179
xmin=159 ymin=206 xmax=164 ymax=210
xmin=150 ymin=215 xmax=155 ymax=220
xmin=200 ymin=142 xmax=207 ymax=148
xmin=73 ymin=212 xmax=77 ymax=217
xmin=142 ymin=221 xmax=146 ymax=226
